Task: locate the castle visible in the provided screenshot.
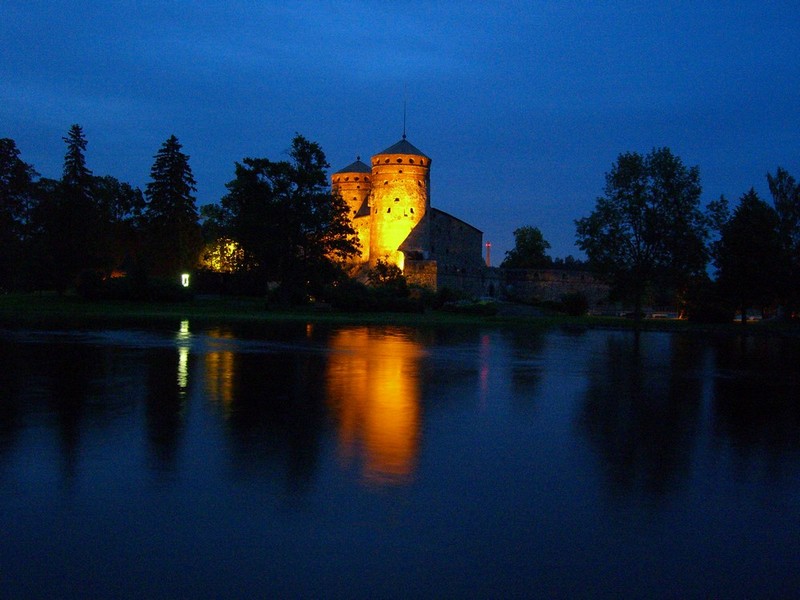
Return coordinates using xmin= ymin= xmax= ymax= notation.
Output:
xmin=332 ymin=136 xmax=487 ymax=294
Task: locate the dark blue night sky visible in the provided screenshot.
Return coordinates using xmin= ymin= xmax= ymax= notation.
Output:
xmin=3 ymin=1 xmax=799 ymax=259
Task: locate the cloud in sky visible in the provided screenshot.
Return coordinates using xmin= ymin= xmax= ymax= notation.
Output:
xmin=3 ymin=1 xmax=799 ymax=259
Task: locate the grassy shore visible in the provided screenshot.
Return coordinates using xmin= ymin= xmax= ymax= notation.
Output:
xmin=0 ymin=292 xmax=797 ymax=336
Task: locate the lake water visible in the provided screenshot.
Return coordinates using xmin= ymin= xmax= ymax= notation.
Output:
xmin=1 ymin=321 xmax=799 ymax=598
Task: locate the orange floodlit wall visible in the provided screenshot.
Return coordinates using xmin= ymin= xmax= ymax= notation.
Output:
xmin=369 ymin=151 xmax=430 ymax=268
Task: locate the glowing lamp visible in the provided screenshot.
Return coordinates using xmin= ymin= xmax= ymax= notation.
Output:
xmin=181 ymin=273 xmax=190 ymax=287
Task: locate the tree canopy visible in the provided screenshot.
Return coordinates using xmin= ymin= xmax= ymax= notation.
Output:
xmin=767 ymin=167 xmax=800 ymax=315
xmin=575 ymin=147 xmax=707 ymax=318
xmin=714 ymin=189 xmax=782 ymax=322
xmin=218 ymin=134 xmax=358 ymax=301
xmin=500 ymin=226 xmax=552 ymax=268
xmin=0 ymin=138 xmax=38 ymax=288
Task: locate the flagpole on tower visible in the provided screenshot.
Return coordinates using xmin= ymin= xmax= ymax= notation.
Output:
xmin=403 ymin=84 xmax=407 ymax=140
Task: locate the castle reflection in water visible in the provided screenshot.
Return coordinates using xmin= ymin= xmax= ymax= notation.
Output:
xmin=199 ymin=322 xmax=423 ymax=485
xmin=325 ymin=327 xmax=422 ymax=485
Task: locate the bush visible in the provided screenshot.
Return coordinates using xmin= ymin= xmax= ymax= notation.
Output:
xmin=439 ymin=300 xmax=498 ymax=316
xmin=84 ymin=272 xmax=193 ymax=303
xmin=76 ymin=270 xmax=104 ymax=300
xmin=561 ymin=292 xmax=589 ymax=316
xmin=324 ymin=279 xmax=376 ymax=312
xmin=323 ymin=277 xmax=424 ymax=313
xmin=686 ymin=300 xmax=735 ymax=324
xmin=684 ymin=279 xmax=735 ymax=323
xmin=431 ymin=287 xmax=467 ymax=309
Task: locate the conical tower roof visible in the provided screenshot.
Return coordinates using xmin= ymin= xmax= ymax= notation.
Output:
xmin=375 ymin=137 xmax=430 ymax=160
xmin=334 ymin=157 xmax=371 ymax=175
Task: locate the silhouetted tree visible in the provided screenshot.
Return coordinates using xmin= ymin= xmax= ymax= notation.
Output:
xmin=500 ymin=226 xmax=552 ymax=268
xmin=143 ymin=135 xmax=202 ymax=277
xmin=714 ymin=189 xmax=782 ymax=323
xmin=220 ymin=134 xmax=358 ymax=301
xmin=93 ymin=175 xmax=145 ymax=272
xmin=199 ymin=203 xmax=231 ymax=243
xmin=62 ymin=125 xmax=92 ymax=192
xmin=767 ymin=167 xmax=800 ymax=317
xmin=44 ymin=124 xmax=103 ymax=292
xmin=0 ymin=138 xmax=38 ymax=289
xmin=575 ymin=148 xmax=707 ymax=321
xmin=24 ymin=177 xmax=60 ymax=289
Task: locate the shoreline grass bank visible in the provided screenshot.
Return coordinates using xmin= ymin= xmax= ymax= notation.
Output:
xmin=1 ymin=293 xmax=797 ymax=337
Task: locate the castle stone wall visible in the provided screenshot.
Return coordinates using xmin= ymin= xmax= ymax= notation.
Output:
xmin=404 ymin=259 xmax=437 ymax=289
xmin=428 ymin=208 xmax=485 ymax=295
xmin=502 ymin=268 xmax=610 ymax=305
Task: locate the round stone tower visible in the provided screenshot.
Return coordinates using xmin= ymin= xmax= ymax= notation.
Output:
xmin=331 ymin=157 xmax=372 ymax=263
xmin=331 ymin=157 xmax=372 ymax=219
xmin=369 ymin=137 xmax=431 ymax=269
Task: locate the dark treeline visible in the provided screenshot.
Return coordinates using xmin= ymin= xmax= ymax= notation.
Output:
xmin=575 ymin=148 xmax=799 ymax=322
xmin=2 ymin=130 xmax=798 ymax=320
xmin=0 ymin=127 xmax=360 ymax=303
xmin=505 ymin=148 xmax=799 ymax=322
xmin=0 ymin=126 xmax=201 ymax=297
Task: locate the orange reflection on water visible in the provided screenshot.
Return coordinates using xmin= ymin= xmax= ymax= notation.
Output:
xmin=204 ymin=328 xmax=236 ymax=410
xmin=326 ymin=327 xmax=422 ymax=486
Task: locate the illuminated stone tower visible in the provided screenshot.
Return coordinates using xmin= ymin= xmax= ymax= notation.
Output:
xmin=331 ymin=157 xmax=372 ymax=261
xmin=368 ymin=137 xmax=431 ymax=269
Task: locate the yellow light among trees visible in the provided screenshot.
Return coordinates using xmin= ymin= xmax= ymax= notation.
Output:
xmin=200 ymin=238 xmax=247 ymax=273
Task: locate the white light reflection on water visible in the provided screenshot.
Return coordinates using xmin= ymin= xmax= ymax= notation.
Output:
xmin=176 ymin=319 xmax=190 ymax=392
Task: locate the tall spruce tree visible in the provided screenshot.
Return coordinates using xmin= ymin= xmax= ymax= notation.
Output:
xmin=714 ymin=189 xmax=782 ymax=322
xmin=143 ymin=135 xmax=202 ymax=277
xmin=46 ymin=124 xmax=102 ymax=291
xmin=767 ymin=167 xmax=800 ymax=317
xmin=62 ymin=124 xmax=93 ymax=194
xmin=0 ymin=138 xmax=38 ymax=289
